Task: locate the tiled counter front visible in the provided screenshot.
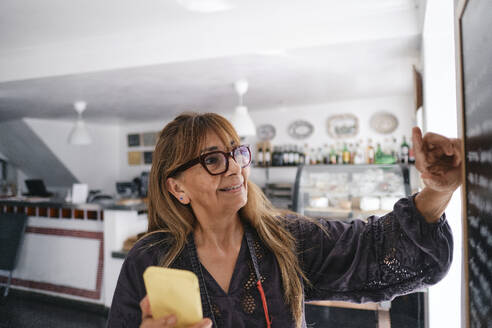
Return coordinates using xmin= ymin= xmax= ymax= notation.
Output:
xmin=0 ymin=200 xmax=147 ymax=305
xmin=0 ymin=201 xmax=105 ymax=303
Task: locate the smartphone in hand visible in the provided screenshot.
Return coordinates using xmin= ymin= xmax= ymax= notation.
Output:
xmin=143 ymin=266 xmax=203 ymax=327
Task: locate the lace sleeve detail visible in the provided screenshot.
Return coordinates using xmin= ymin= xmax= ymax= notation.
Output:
xmin=296 ymin=195 xmax=453 ymax=303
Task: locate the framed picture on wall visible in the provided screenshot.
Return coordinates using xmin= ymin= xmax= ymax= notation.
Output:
xmin=143 ymin=151 xmax=153 ymax=165
xmin=127 ymin=134 xmax=141 ymax=147
xmin=142 ymin=132 xmax=158 ymax=147
xmin=128 ymin=151 xmax=142 ymax=165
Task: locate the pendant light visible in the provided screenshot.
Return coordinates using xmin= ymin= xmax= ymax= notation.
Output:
xmin=68 ymin=101 xmax=92 ymax=145
xmin=230 ymin=79 xmax=256 ymax=138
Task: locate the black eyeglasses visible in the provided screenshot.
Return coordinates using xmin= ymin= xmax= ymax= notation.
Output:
xmin=169 ymin=145 xmax=252 ymax=177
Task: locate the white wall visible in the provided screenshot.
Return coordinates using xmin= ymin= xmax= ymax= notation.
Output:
xmin=246 ymin=95 xmax=416 ymax=149
xmin=422 ymin=1 xmax=462 ymax=328
xmin=16 ymin=94 xmax=415 ymax=196
xmin=116 ymin=95 xmax=416 ymax=183
xmin=24 ymin=118 xmax=120 ymax=195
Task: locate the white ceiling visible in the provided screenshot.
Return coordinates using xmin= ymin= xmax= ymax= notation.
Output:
xmin=0 ymin=0 xmax=424 ymax=123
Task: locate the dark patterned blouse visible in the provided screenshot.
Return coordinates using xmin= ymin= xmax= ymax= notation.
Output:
xmin=107 ymin=196 xmax=453 ymax=328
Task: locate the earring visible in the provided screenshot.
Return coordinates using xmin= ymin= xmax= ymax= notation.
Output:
xmin=179 ymin=197 xmax=183 ymax=201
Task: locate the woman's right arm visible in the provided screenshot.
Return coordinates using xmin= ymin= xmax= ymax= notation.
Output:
xmin=294 ymin=195 xmax=453 ymax=303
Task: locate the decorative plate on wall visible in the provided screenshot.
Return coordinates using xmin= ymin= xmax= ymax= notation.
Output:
xmin=288 ymin=120 xmax=314 ymax=139
xmin=256 ymin=124 xmax=276 ymax=141
xmin=326 ymin=114 xmax=359 ymax=139
xmin=370 ymin=112 xmax=399 ymax=134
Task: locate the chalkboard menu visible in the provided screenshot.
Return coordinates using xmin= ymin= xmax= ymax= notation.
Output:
xmin=457 ymin=0 xmax=492 ymax=327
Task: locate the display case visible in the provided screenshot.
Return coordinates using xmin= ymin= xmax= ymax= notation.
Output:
xmin=292 ymin=164 xmax=425 ymax=328
xmin=293 ymin=164 xmax=414 ymax=220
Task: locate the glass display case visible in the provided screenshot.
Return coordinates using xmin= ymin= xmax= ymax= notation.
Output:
xmin=293 ymin=164 xmax=413 ymax=220
xmin=293 ymin=164 xmax=424 ymax=328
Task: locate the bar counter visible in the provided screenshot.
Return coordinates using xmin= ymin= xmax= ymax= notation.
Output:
xmin=0 ymin=198 xmax=148 ymax=307
xmin=0 ymin=197 xmax=147 ymax=216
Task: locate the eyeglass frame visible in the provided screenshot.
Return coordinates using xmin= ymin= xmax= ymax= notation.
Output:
xmin=168 ymin=145 xmax=252 ymax=177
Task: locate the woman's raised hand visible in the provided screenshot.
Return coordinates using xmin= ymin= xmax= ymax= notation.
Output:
xmin=139 ymin=295 xmax=212 ymax=328
xmin=412 ymin=127 xmax=463 ymax=194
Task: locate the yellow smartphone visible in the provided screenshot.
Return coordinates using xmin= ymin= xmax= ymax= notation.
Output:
xmin=143 ymin=266 xmax=203 ymax=327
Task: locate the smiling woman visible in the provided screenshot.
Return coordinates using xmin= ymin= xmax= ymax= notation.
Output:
xmin=107 ymin=112 xmax=458 ymax=328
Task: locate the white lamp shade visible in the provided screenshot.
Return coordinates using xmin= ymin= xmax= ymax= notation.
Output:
xmin=231 ymin=106 xmax=256 ymax=137
xmin=68 ymin=119 xmax=92 ymax=145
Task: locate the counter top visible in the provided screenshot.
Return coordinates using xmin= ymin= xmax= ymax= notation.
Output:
xmin=111 ymin=250 xmax=128 ymax=259
xmin=0 ymin=197 xmax=148 ymax=212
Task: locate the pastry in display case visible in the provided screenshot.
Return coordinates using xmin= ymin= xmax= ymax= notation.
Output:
xmin=293 ymin=164 xmax=414 ymax=220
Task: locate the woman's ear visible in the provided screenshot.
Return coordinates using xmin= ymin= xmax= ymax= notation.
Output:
xmin=166 ymin=177 xmax=190 ymax=205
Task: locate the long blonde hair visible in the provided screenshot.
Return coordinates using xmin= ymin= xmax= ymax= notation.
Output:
xmin=147 ymin=112 xmax=306 ymax=327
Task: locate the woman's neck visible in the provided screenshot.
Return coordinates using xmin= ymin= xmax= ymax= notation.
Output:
xmin=193 ymin=212 xmax=244 ymax=250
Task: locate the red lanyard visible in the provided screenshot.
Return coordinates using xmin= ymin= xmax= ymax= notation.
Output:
xmin=256 ymin=280 xmax=272 ymax=328
xmin=245 ymin=226 xmax=272 ymax=328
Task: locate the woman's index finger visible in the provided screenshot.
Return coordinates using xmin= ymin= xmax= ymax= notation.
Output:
xmin=452 ymin=138 xmax=463 ymax=166
xmin=412 ymin=127 xmax=424 ymax=154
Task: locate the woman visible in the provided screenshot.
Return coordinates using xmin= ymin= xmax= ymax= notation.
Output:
xmin=108 ymin=112 xmax=460 ymax=328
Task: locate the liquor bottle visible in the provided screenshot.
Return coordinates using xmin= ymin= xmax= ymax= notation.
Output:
xmin=329 ymin=145 xmax=337 ymax=164
xmin=302 ymin=144 xmax=309 ymax=165
xmin=354 ymin=142 xmax=364 ymax=164
xmin=315 ymin=147 xmax=322 ymax=164
xmin=375 ymin=143 xmax=383 ymax=164
xmin=288 ymin=145 xmax=295 ymax=166
xmin=288 ymin=145 xmax=292 ymax=166
xmin=257 ymin=144 xmax=264 ymax=167
xmin=383 ymin=138 xmax=391 ymax=156
xmin=408 ymin=141 xmax=415 ymax=164
xmin=271 ymin=146 xmax=280 ymax=166
xmin=400 ymin=136 xmax=410 ymax=164
xmin=282 ymin=145 xmax=289 ymax=166
xmin=299 ymin=146 xmax=305 ymax=165
xmin=392 ymin=137 xmax=399 ymax=163
xmin=290 ymin=145 xmax=295 ymax=165
xmin=310 ymin=148 xmax=316 ymax=165
xmin=264 ymin=143 xmax=271 ymax=167
xmin=323 ymin=144 xmax=329 ymax=164
xmin=366 ymin=138 xmax=375 ymax=164
xmin=294 ymin=145 xmax=300 ymax=165
xmin=336 ymin=142 xmax=343 ymax=164
xmin=349 ymin=143 xmax=355 ymax=164
xmin=282 ymin=145 xmax=287 ymax=166
xmin=342 ymin=143 xmax=350 ymax=164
